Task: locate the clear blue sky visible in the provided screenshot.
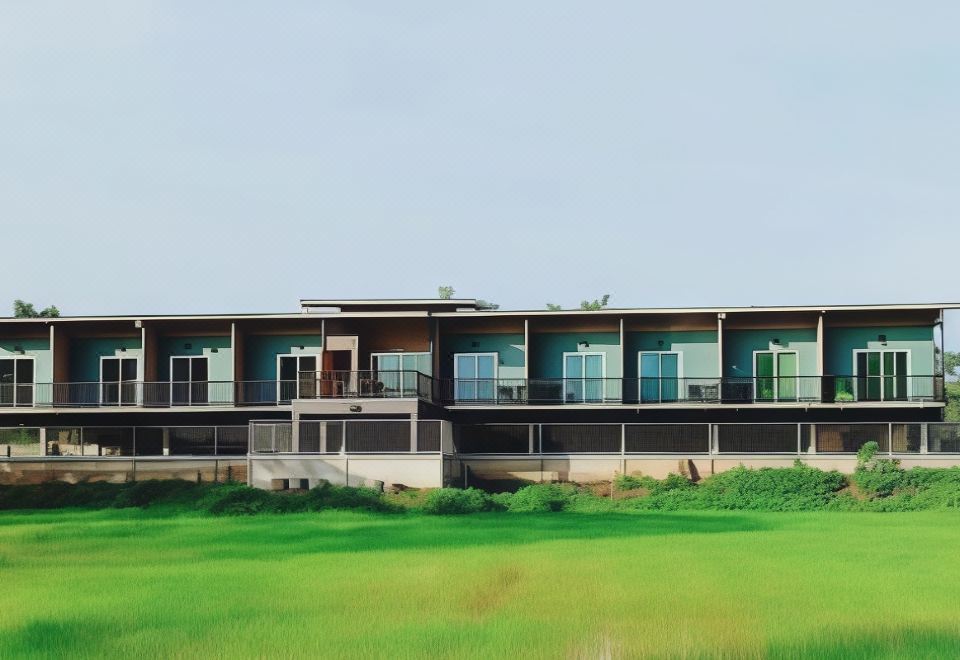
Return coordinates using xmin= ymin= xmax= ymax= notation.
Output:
xmin=1 ymin=2 xmax=957 ymax=345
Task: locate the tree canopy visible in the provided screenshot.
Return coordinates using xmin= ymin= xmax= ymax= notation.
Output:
xmin=13 ymin=300 xmax=60 ymax=318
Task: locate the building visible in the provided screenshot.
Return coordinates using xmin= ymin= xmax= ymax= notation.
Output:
xmin=0 ymin=298 xmax=957 ymax=488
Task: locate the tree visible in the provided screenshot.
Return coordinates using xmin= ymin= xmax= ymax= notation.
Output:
xmin=579 ymin=294 xmax=610 ymax=311
xmin=13 ymin=300 xmax=60 ymax=318
xmin=945 ymin=351 xmax=960 ymax=380
xmin=476 ymin=299 xmax=500 ymax=310
xmin=437 ymin=286 xmax=455 ymax=300
xmin=545 ymin=303 xmax=562 ymax=311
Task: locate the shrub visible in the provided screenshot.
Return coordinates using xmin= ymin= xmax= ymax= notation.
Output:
xmin=114 ymin=480 xmax=203 ymax=509
xmin=854 ymin=441 xmax=906 ymax=497
xmin=421 ymin=488 xmax=496 ymax=514
xmin=306 ymin=482 xmax=396 ymax=513
xmin=506 ymin=483 xmax=577 ymax=512
xmin=613 ymin=474 xmax=658 ymax=491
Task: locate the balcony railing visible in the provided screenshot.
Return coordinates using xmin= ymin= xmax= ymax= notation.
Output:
xmin=438 ymin=375 xmax=945 ymax=406
xmin=0 ymin=374 xmax=944 ymax=409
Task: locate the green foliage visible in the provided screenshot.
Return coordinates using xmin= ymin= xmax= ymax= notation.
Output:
xmin=505 ymin=483 xmax=578 ymax=512
xmin=421 ymin=487 xmax=498 ymax=514
xmin=12 ymin=299 xmax=60 ymax=318
xmin=944 ymin=350 xmax=960 ymax=379
xmin=946 ymin=382 xmax=960 ymax=422
xmin=580 ymin=294 xmax=610 ymax=311
xmin=854 ymin=441 xmax=906 ymax=497
xmin=613 ymin=473 xmax=658 ymax=491
xmin=545 ymin=303 xmax=562 ymax=311
xmin=437 ymin=286 xmax=455 ymax=300
xmin=475 ymin=299 xmax=499 ymax=310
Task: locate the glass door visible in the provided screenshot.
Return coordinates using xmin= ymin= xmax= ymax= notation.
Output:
xmin=855 ymin=350 xmax=908 ymax=401
xmin=277 ymin=355 xmax=317 ymax=402
xmin=454 ymin=353 xmax=496 ymax=401
xmin=171 ymin=356 xmax=209 ymax=405
xmin=372 ymin=352 xmax=431 ymax=396
xmin=0 ymin=357 xmax=34 ymax=407
xmin=100 ymin=357 xmax=139 ymax=406
xmin=639 ymin=352 xmax=681 ymax=403
xmin=754 ymin=351 xmax=798 ymax=402
xmin=564 ymin=353 xmax=605 ymax=402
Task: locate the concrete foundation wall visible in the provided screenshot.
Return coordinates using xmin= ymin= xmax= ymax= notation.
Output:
xmin=250 ymin=454 xmax=443 ymax=489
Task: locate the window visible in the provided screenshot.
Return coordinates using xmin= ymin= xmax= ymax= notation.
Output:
xmin=371 ymin=352 xmax=431 ymax=396
xmin=563 ymin=352 xmax=605 ymax=402
xmin=170 ymin=356 xmax=209 ymax=405
xmin=639 ymin=352 xmax=682 ymax=403
xmin=454 ymin=353 xmax=497 ymax=401
xmin=277 ymin=354 xmax=317 ymax=402
xmin=100 ymin=357 xmax=139 ymax=406
xmin=854 ymin=350 xmax=909 ymax=401
xmin=0 ymin=357 xmax=34 ymax=407
xmin=753 ymin=351 xmax=798 ymax=402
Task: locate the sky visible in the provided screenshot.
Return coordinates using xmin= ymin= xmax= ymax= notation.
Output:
xmin=0 ymin=2 xmax=957 ymax=346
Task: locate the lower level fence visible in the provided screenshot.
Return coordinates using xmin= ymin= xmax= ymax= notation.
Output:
xmin=249 ymin=420 xmax=443 ymax=454
xmin=453 ymin=422 xmax=960 ymax=455
xmin=0 ymin=426 xmax=247 ymax=458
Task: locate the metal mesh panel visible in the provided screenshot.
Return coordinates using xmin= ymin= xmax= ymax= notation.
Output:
xmin=717 ymin=424 xmax=798 ymax=453
xmin=0 ymin=428 xmax=42 ymax=457
xmin=540 ymin=424 xmax=621 ymax=453
xmin=455 ymin=425 xmax=529 ymax=453
xmin=215 ymin=427 xmax=248 ymax=455
xmin=45 ymin=428 xmax=82 ymax=456
xmin=81 ymin=428 xmax=135 ymax=456
xmin=815 ymin=424 xmax=889 ymax=453
xmin=345 ymin=421 xmax=410 ymax=452
xmin=929 ymin=424 xmax=960 ymax=453
xmin=134 ymin=428 xmax=165 ymax=456
xmin=168 ymin=427 xmax=216 ymax=455
xmin=417 ymin=421 xmax=441 ymax=452
xmin=624 ymin=424 xmax=709 ymax=453
xmin=891 ymin=424 xmax=922 ymax=454
xmin=251 ymin=423 xmax=292 ymax=453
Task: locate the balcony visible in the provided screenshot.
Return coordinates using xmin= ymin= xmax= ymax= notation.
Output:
xmin=0 ymin=374 xmax=944 ymax=409
xmin=437 ymin=375 xmax=945 ymax=406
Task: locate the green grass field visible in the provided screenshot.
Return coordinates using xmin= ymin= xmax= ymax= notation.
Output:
xmin=2 ymin=509 xmax=960 ymax=658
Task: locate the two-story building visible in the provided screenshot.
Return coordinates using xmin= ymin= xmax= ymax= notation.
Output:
xmin=0 ymin=298 xmax=956 ymax=488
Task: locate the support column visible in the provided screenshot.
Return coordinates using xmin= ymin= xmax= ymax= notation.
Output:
xmin=808 ymin=424 xmax=817 ymax=454
xmin=39 ymin=427 xmax=47 ymax=456
xmin=410 ymin=414 xmax=419 ymax=453
xmin=717 ymin=313 xmax=725 ymax=384
xmin=528 ymin=424 xmax=535 ymax=454
xmin=921 ymin=423 xmax=929 ymax=454
xmin=291 ymin=410 xmax=300 ymax=453
xmin=162 ymin=428 xmax=170 ymax=456
xmin=319 ymin=422 xmax=328 ymax=453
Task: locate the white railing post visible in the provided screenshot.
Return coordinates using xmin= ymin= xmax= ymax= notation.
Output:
xmin=797 ymin=423 xmax=801 ymax=456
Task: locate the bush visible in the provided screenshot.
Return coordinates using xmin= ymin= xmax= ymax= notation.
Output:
xmin=854 ymin=441 xmax=906 ymax=497
xmin=613 ymin=474 xmax=658 ymax=491
xmin=506 ymin=483 xmax=577 ymax=512
xmin=114 ymin=480 xmax=203 ymax=508
xmin=421 ymin=488 xmax=496 ymax=514
xmin=306 ymin=482 xmax=397 ymax=513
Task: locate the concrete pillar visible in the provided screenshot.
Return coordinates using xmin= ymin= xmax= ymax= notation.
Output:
xmin=39 ymin=427 xmax=47 ymax=456
xmin=808 ymin=424 xmax=817 ymax=454
xmin=291 ymin=410 xmax=300 ymax=453
xmin=410 ymin=413 xmax=419 ymax=453
xmin=319 ymin=422 xmax=328 ymax=453
xmin=162 ymin=428 xmax=170 ymax=456
xmin=528 ymin=424 xmax=535 ymax=454
xmin=921 ymin=423 xmax=929 ymax=454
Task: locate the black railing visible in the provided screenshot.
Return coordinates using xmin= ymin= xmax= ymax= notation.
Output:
xmin=438 ymin=376 xmax=945 ymax=406
xmin=1 ymin=374 xmax=944 ymax=408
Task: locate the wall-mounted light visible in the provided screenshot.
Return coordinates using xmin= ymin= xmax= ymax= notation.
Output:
xmin=13 ymin=345 xmax=23 ymax=354
xmin=298 ymin=345 xmax=305 ymax=350
xmin=657 ymin=340 xmax=664 ymax=347
xmin=879 ymin=334 xmax=887 ymax=345
xmin=184 ymin=343 xmax=193 ymax=350
xmin=349 ymin=404 xmax=362 ymax=413
xmin=579 ymin=340 xmax=590 ymax=349
xmin=772 ymin=338 xmax=781 ymax=345
xmin=210 ymin=348 xmax=218 ymax=353
xmin=119 ymin=347 xmax=127 ymax=352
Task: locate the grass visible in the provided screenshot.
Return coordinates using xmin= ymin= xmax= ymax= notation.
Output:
xmin=2 ymin=509 xmax=960 ymax=658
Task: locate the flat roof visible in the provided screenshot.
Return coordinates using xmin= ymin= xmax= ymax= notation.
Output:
xmin=0 ymin=302 xmax=956 ymax=324
xmin=300 ymin=298 xmax=476 ymax=308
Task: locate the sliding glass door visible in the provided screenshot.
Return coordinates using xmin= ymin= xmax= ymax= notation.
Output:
xmin=277 ymin=354 xmax=317 ymax=401
xmin=372 ymin=352 xmax=431 ymax=396
xmin=639 ymin=352 xmax=681 ymax=403
xmin=100 ymin=357 xmax=139 ymax=406
xmin=564 ymin=352 xmax=605 ymax=402
xmin=855 ymin=350 xmax=908 ymax=401
xmin=454 ymin=353 xmax=496 ymax=401
xmin=754 ymin=351 xmax=797 ymax=402
xmin=171 ymin=356 xmax=209 ymax=405
xmin=0 ymin=357 xmax=34 ymax=407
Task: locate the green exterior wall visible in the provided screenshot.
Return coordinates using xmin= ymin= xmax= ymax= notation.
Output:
xmin=0 ymin=338 xmax=53 ymax=385
xmin=723 ymin=329 xmax=817 ymax=377
xmin=69 ymin=337 xmax=143 ymax=382
xmin=624 ymin=331 xmax=719 ymax=378
xmin=443 ymin=334 xmax=525 ymax=379
xmin=531 ymin=332 xmax=622 ymax=379
xmin=157 ymin=336 xmax=233 ymax=381
xmin=244 ymin=335 xmax=323 ymax=381
xmin=824 ymin=326 xmax=935 ymax=376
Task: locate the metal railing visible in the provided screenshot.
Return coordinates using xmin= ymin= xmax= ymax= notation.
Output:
xmin=454 ymin=422 xmax=960 ymax=456
xmin=0 ymin=425 xmax=248 ymax=457
xmin=0 ymin=374 xmax=945 ymax=409
xmin=249 ymin=419 xmax=443 ymax=454
xmin=438 ymin=375 xmax=944 ymax=405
